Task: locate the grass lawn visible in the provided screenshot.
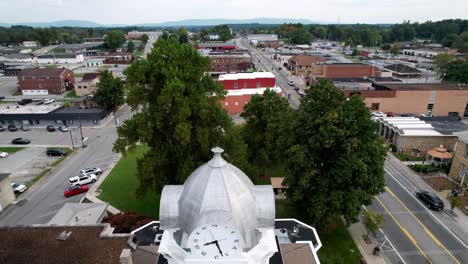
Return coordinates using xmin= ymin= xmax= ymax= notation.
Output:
xmin=98 ymin=145 xmax=159 ymax=218
xmin=276 ymin=200 xmax=361 ymax=264
xmin=49 ymin=147 xmax=73 ymax=167
xmin=394 ymin=152 xmax=425 ymax=162
xmin=65 ymin=90 xmax=80 ymax=98
xmin=45 ymin=64 xmax=58 ymax=69
xmin=0 ymin=147 xmax=24 ymax=154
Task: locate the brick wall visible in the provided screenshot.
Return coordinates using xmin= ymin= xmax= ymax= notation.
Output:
xmin=448 ymin=140 xmax=468 ymax=183
xmin=219 ymin=77 xmax=276 ymax=90
xmin=394 ymin=135 xmax=457 ymax=156
xmin=323 ymin=65 xmax=380 ymax=78
xmin=210 ymin=57 xmax=251 ymax=72
xmin=221 ymin=95 xmax=251 ymax=115
xmin=18 ymin=69 xmax=75 ymax=94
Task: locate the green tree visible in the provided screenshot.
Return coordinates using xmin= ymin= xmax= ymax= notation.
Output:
xmin=364 ymin=210 xmax=384 ymax=237
xmin=141 ymin=34 xmax=149 ymax=43
xmin=177 ymin=28 xmax=189 ymax=44
xmin=433 ymin=53 xmax=454 ymax=79
xmin=290 ymin=26 xmax=311 ymax=45
xmin=450 ymin=197 xmax=463 ymax=214
xmin=127 ymin=40 xmax=135 ymax=52
xmin=213 ymin=25 xmax=232 ymax=41
xmin=351 ymin=48 xmax=360 ymax=56
xmin=94 ymin=71 xmax=125 ymax=110
xmin=285 ymin=80 xmax=386 ymax=227
xmin=114 ymin=38 xmax=233 ymax=195
xmin=104 ymin=30 xmax=126 ymax=50
xmin=241 ymin=89 xmax=295 ymax=174
xmin=390 ymin=44 xmax=401 ymax=56
xmin=445 ymin=60 xmax=468 ymax=84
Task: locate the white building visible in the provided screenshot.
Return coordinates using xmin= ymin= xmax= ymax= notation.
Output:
xmin=157 ymin=147 xmax=322 ymax=264
xmin=85 ymin=58 xmax=104 ymax=67
xmin=208 ymin=34 xmax=221 ymax=40
xmin=23 ymin=41 xmax=38 ymax=47
xmin=37 ymin=53 xmax=84 ymax=64
xmin=0 ymin=53 xmax=36 ymax=63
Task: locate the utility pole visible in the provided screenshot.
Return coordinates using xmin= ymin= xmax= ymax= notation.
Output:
xmin=79 ymin=112 xmax=85 ymax=148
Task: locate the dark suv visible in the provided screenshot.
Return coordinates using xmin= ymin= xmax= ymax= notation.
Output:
xmin=416 ymin=191 xmax=444 ymax=210
xmin=46 ymin=148 xmax=67 ymax=157
xmin=47 ymin=125 xmax=56 ymax=132
xmin=8 ymin=124 xmax=18 ymax=132
xmin=18 ymin=99 xmax=33 ymax=105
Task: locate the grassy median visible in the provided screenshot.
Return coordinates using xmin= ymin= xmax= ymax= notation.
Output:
xmin=98 ymin=145 xmax=159 ymax=218
xmin=0 ymin=147 xmax=24 ymax=154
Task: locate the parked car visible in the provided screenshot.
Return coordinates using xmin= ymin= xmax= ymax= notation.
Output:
xmin=288 ymin=80 xmax=294 ymax=86
xmin=277 ymin=67 xmax=282 ymax=70
xmin=11 ymin=182 xmax=27 ymax=194
xmin=371 ymin=112 xmax=386 ymax=118
xmin=64 ymin=185 xmax=88 ymax=197
xmin=36 ymin=100 xmax=44 ymax=105
xmin=0 ymin=125 xmax=5 ymax=132
xmin=69 ymin=173 xmax=97 ymax=186
xmin=58 ymin=126 xmax=69 ymax=132
xmin=293 ymin=86 xmax=300 ymax=92
xmin=80 ymin=167 xmax=102 ymax=175
xmin=85 ymin=94 xmax=93 ymax=100
xmin=11 ymin=138 xmax=31 ymax=144
xmin=44 ymin=98 xmax=55 ymax=104
xmin=21 ymin=125 xmax=30 ymax=131
xmin=298 ymin=90 xmax=307 ymax=97
xmin=416 ymin=191 xmax=444 ymax=210
xmin=46 ymin=148 xmax=67 ymax=156
xmin=47 ymin=125 xmax=56 ymax=132
xmin=0 ymin=152 xmax=8 ymax=158
xmin=18 ymin=99 xmax=33 ymax=105
xmin=8 ymin=125 xmax=18 ymax=132
xmin=385 ymin=112 xmax=395 ymax=117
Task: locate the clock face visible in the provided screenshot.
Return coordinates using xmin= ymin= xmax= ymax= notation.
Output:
xmin=186 ymin=224 xmax=242 ymax=259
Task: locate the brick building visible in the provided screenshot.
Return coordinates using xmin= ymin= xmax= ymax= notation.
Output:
xmin=18 ymin=68 xmax=75 ymax=95
xmin=218 ymin=72 xmax=282 ymax=115
xmin=322 ymin=63 xmax=381 ymax=78
xmin=75 ymin=73 xmax=101 ymax=96
xmin=288 ymin=54 xmax=326 ymax=77
xmin=208 ymin=52 xmax=252 ymax=73
xmin=247 ymin=34 xmax=280 ymax=48
xmin=449 ymin=131 xmax=468 ymax=188
xmin=343 ymin=83 xmax=468 ymax=117
xmin=196 ymin=42 xmax=237 ymax=51
xmin=103 ymin=52 xmax=134 ymax=64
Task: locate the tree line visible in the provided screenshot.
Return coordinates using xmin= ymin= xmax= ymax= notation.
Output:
xmin=113 ymin=37 xmax=387 ymax=229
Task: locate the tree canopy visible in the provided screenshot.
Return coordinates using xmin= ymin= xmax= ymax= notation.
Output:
xmin=104 ymin=30 xmax=126 ymax=50
xmin=433 ymin=53 xmax=454 ymax=79
xmin=212 ymin=25 xmax=232 ymax=41
xmin=285 ymin=80 xmax=387 ymax=227
xmin=444 ymin=60 xmax=468 ymax=84
xmin=127 ymin=40 xmax=135 ymax=52
xmin=141 ymin=34 xmax=149 ymax=43
xmin=114 ymin=37 xmax=234 ymax=194
xmin=94 ymin=71 xmax=125 ymax=110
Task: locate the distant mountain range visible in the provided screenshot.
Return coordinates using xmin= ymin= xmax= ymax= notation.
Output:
xmin=0 ymin=18 xmax=319 ymax=28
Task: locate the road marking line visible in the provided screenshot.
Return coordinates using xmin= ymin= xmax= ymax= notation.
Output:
xmin=384 ymin=167 xmax=468 ymax=249
xmin=384 ymin=186 xmax=462 ymax=264
xmin=376 ymin=197 xmax=433 ymax=264
xmin=362 ymin=205 xmax=407 ymax=264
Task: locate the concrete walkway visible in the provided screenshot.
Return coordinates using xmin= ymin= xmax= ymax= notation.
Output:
xmin=348 ymin=221 xmax=385 ymax=264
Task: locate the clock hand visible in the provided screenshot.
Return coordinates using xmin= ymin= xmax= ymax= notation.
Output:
xmin=203 ymin=241 xmax=217 ymax=246
xmin=214 ymin=241 xmax=223 ymax=256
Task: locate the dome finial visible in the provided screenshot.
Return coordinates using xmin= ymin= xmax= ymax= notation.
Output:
xmin=208 ymin=147 xmax=226 ymax=168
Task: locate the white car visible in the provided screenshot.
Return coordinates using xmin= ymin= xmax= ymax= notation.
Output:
xmin=80 ymin=167 xmax=102 ymax=175
xmin=44 ymin=98 xmax=55 ymax=104
xmin=11 ymin=182 xmax=27 ymax=194
xmin=69 ymin=173 xmax=97 ymax=186
xmin=0 ymin=152 xmax=8 ymax=158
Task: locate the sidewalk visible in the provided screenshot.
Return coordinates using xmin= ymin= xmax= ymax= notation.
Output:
xmin=348 ymin=220 xmax=385 ymax=264
xmin=386 ymin=153 xmax=468 ymax=232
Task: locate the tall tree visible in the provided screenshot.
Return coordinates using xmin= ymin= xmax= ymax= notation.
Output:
xmin=213 ymin=25 xmax=232 ymax=41
xmin=94 ymin=71 xmax=125 ymax=110
xmin=290 ymin=26 xmax=311 ymax=45
xmin=177 ymin=28 xmax=189 ymax=44
xmin=114 ymin=38 xmax=233 ymax=194
xmin=390 ymin=43 xmax=401 ymax=56
xmin=141 ymin=34 xmax=149 ymax=43
xmin=127 ymin=40 xmax=135 ymax=52
xmin=445 ymin=60 xmax=468 ymax=84
xmin=285 ymin=80 xmax=386 ymax=227
xmin=241 ymin=89 xmax=295 ymax=173
xmin=433 ymin=53 xmax=454 ymax=79
xmin=104 ymin=30 xmax=126 ymax=50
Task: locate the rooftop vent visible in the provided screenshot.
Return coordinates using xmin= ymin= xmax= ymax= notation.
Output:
xmin=56 ymin=231 xmax=72 ymax=241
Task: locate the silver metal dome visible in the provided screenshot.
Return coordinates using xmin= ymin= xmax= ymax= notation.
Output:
xmin=159 ymin=147 xmax=275 ymax=249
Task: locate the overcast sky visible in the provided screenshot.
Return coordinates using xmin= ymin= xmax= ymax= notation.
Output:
xmin=1 ymin=0 xmax=467 ymax=24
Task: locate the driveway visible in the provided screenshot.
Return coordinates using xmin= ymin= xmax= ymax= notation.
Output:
xmin=0 ymin=128 xmax=79 ymax=147
xmin=0 ymin=77 xmax=18 ymax=97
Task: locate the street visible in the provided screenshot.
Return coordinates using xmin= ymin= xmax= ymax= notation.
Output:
xmin=0 ymin=107 xmax=131 ymax=226
xmin=367 ymin=160 xmax=468 ymax=264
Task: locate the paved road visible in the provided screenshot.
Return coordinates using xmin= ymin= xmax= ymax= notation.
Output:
xmin=367 ymin=162 xmax=468 ymax=264
xmin=0 ymin=107 xmax=131 ymax=226
xmin=144 ymin=37 xmax=157 ymax=58
xmin=237 ymin=38 xmax=301 ymax=109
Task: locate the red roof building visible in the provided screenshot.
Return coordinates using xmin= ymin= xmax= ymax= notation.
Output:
xmin=218 ymin=72 xmax=283 ymax=115
xmin=197 ymin=42 xmax=237 ymax=51
xmin=18 ymin=68 xmax=75 ymax=95
xmin=323 ymin=63 xmax=381 ymax=78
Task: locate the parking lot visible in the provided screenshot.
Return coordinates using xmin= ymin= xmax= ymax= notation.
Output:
xmin=0 ymin=127 xmax=84 ymax=147
xmin=0 ymin=147 xmax=62 ymax=185
xmin=0 ymin=77 xmax=18 ymax=97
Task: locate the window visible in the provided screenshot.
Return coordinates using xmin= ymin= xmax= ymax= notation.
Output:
xmin=427 ymin=103 xmax=434 ymax=113
xmin=234 ymin=102 xmax=239 ymax=106
xmin=371 ymin=103 xmax=380 ymax=110
xmin=78 ymin=86 xmax=82 ymax=89
xmin=243 ymin=82 xmax=247 ymax=88
xmin=256 ymin=82 xmax=261 ymax=88
xmin=234 ymin=83 xmax=238 ymax=89
xmin=224 ymin=102 xmax=229 ymax=106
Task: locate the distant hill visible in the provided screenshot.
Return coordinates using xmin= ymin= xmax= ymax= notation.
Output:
xmin=0 ymin=18 xmax=318 ymax=28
